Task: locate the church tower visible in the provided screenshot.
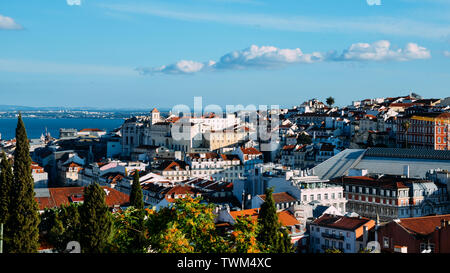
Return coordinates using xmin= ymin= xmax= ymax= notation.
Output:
xmin=151 ymin=108 xmax=160 ymax=125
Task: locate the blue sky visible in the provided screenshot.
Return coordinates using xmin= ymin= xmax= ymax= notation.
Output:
xmin=0 ymin=0 xmax=449 ymax=109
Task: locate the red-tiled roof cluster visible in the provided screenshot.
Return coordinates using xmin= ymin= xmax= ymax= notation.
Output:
xmin=397 ymin=214 xmax=450 ymax=236
xmin=79 ymin=128 xmax=104 ymax=132
xmin=35 ymin=187 xmax=129 ymax=210
xmin=240 ymin=147 xmax=262 ymax=155
xmin=258 ymin=192 xmax=297 ymax=204
xmin=313 ymin=214 xmax=372 ymax=231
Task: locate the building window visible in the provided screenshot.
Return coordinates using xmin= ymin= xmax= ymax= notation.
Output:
xmin=383 ymin=237 xmax=389 ymax=248
xmin=420 ymin=243 xmax=435 ymax=253
xmin=346 ymin=243 xmax=351 ymax=250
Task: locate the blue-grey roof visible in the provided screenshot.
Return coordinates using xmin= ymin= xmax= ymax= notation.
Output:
xmin=313 ymin=148 xmax=450 ymax=180
xmin=313 ymin=205 xmax=331 ymax=218
xmin=365 ymin=147 xmax=450 ymax=161
xmin=312 ymin=149 xmax=366 ymax=180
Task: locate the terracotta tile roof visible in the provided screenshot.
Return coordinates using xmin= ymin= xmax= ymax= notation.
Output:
xmin=220 ymin=154 xmax=241 ymax=161
xmin=282 ymin=145 xmax=296 ymax=151
xmin=64 ymin=162 xmax=82 ymax=168
xmin=163 ymin=185 xmax=202 ymax=202
xmin=258 ymin=192 xmax=297 ymax=204
xmin=158 ymin=160 xmax=188 ymax=171
xmin=151 ymin=108 xmax=159 ymax=113
xmin=397 ymin=214 xmax=450 ymax=236
xmin=312 ymin=214 xmax=373 ymax=231
xmin=35 ymin=186 xmax=129 ymax=210
xmin=166 ymin=116 xmax=181 ymax=123
xmin=277 ymin=210 xmax=301 ymax=227
xmin=240 ymin=147 xmax=262 ymax=155
xmin=79 ymin=128 xmax=104 ymax=132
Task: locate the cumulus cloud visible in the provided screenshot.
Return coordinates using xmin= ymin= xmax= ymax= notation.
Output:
xmin=137 ymin=60 xmax=215 ymax=75
xmin=331 ymin=40 xmax=431 ymax=62
xmin=138 ymin=41 xmax=431 ymax=76
xmin=0 ymin=14 xmax=23 ymax=30
xmin=444 ymin=51 xmax=450 ymax=57
xmin=214 ymin=45 xmax=323 ymax=70
xmin=67 ymin=0 xmax=82 ymax=6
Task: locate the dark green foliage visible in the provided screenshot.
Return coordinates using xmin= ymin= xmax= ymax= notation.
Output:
xmin=130 ymin=170 xmax=144 ymax=210
xmin=39 ymin=204 xmax=81 ymax=252
xmin=326 ymin=96 xmax=335 ymax=107
xmin=79 ymin=183 xmax=114 ymax=253
xmin=257 ymin=187 xmax=294 ymax=253
xmin=6 ymin=114 xmax=40 ymax=253
xmin=128 ymin=170 xmax=147 ymax=252
xmin=278 ymin=228 xmax=294 ymax=253
xmin=257 ymin=187 xmax=281 ymax=252
xmin=297 ymin=133 xmax=312 ymax=145
xmin=0 ymin=152 xmax=13 ymax=224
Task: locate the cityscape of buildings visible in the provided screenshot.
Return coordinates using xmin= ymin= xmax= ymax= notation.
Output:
xmin=1 ymin=93 xmax=449 ymax=254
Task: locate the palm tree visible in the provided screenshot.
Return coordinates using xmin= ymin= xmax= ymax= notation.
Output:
xmin=326 ymin=97 xmax=335 ymax=108
xmin=401 ymin=121 xmax=411 ymax=148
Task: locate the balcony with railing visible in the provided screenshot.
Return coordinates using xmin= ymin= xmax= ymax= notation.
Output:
xmin=321 ymin=232 xmax=345 ymax=241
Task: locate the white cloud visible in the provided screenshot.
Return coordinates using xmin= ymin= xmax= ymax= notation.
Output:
xmin=214 ymin=45 xmax=324 ymax=70
xmin=0 ymin=14 xmax=22 ymax=30
xmin=137 ymin=60 xmax=214 ymax=75
xmin=138 ymin=41 xmax=431 ymax=76
xmin=444 ymin=50 xmax=450 ymax=57
xmin=67 ymin=0 xmax=82 ymax=6
xmin=331 ymin=40 xmax=431 ymax=62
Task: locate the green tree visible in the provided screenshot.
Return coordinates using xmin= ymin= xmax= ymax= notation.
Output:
xmin=0 ymin=152 xmax=13 ymax=225
xmin=79 ymin=183 xmax=114 ymax=253
xmin=297 ymin=132 xmax=312 ymax=145
xmin=229 ymin=215 xmax=262 ymax=253
xmin=257 ymin=187 xmax=293 ymax=253
xmin=277 ymin=227 xmax=294 ymax=253
xmin=146 ymin=197 xmax=229 ymax=253
xmin=130 ymin=170 xmax=144 ymax=210
xmin=326 ymin=96 xmax=335 ymax=107
xmin=6 ymin=114 xmax=40 ymax=253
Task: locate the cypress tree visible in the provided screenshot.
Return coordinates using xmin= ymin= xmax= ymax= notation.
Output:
xmin=130 ymin=170 xmax=144 ymax=209
xmin=79 ymin=183 xmax=113 ymax=253
xmin=129 ymin=170 xmax=147 ymax=253
xmin=257 ymin=187 xmax=281 ymax=252
xmin=0 ymin=152 xmax=13 ymax=224
xmin=257 ymin=187 xmax=294 ymax=253
xmin=6 ymin=114 xmax=40 ymax=253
